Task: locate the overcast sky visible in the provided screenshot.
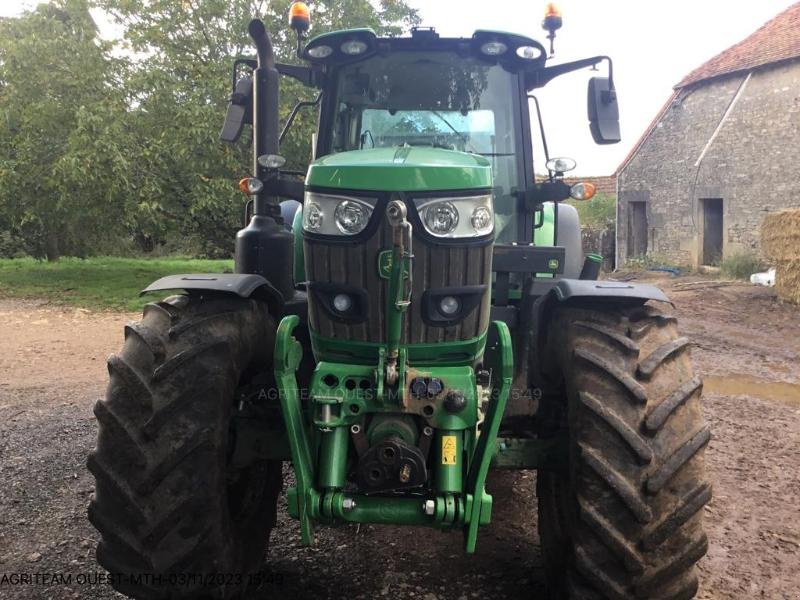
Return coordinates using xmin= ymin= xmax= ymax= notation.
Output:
xmin=2 ymin=0 xmax=797 ymax=175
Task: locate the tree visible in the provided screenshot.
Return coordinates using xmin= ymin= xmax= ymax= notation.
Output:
xmin=91 ymin=0 xmax=421 ymax=257
xmin=0 ymin=0 xmax=131 ymax=260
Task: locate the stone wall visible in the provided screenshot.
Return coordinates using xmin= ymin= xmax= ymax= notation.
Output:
xmin=582 ymin=225 xmax=616 ymax=271
xmin=617 ymin=58 xmax=800 ymax=268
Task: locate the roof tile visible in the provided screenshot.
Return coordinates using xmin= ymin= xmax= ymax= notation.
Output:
xmin=677 ymin=2 xmax=800 ymax=88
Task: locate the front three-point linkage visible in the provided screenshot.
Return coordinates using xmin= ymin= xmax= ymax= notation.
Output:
xmin=384 ymin=200 xmax=413 ymax=389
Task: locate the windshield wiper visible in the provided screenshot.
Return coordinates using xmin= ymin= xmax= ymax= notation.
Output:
xmin=430 ymin=111 xmax=480 ymax=154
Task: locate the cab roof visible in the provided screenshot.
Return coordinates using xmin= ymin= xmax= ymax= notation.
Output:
xmin=303 ymin=27 xmax=548 ymax=72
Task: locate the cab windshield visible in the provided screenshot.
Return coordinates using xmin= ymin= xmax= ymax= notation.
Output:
xmin=329 ymin=51 xmax=522 ymax=242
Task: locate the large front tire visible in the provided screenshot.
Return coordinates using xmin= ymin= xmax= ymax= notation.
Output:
xmin=538 ymin=303 xmax=710 ymax=599
xmin=88 ymin=294 xmax=282 ymax=599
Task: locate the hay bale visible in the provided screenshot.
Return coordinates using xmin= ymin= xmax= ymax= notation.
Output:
xmin=775 ymin=258 xmax=800 ymax=305
xmin=761 ymin=209 xmax=800 ymax=262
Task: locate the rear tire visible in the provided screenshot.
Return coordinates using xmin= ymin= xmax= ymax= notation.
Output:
xmin=538 ymin=303 xmax=710 ymax=599
xmin=88 ymin=294 xmax=282 ymax=599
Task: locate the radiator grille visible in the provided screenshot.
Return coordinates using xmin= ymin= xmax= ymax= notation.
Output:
xmin=305 ymin=219 xmax=492 ymax=345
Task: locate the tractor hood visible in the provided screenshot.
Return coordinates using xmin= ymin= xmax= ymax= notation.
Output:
xmin=306 ymin=147 xmax=492 ymax=192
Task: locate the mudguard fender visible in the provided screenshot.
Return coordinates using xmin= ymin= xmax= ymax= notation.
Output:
xmin=141 ymin=273 xmax=284 ymax=311
xmin=548 ymin=279 xmax=670 ymax=303
xmin=527 ymin=278 xmax=670 ymax=387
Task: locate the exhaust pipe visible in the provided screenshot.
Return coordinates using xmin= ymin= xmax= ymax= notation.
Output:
xmin=234 ymin=19 xmax=295 ymax=300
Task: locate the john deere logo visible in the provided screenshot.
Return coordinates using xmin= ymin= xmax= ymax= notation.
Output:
xmin=548 ymin=258 xmax=560 ymax=270
xmin=378 ymin=250 xmax=393 ymax=279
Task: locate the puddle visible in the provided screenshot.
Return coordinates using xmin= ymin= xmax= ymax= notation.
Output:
xmin=703 ymin=375 xmax=800 ymax=408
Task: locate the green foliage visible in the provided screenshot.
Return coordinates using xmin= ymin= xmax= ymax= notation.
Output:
xmin=720 ymin=252 xmax=765 ymax=280
xmin=0 ymin=0 xmax=420 ymax=260
xmin=0 ymin=0 xmax=132 ymax=260
xmin=0 ymin=256 xmax=232 ymax=310
xmin=569 ymin=193 xmax=616 ymax=231
xmin=89 ymin=0 xmax=420 ymax=257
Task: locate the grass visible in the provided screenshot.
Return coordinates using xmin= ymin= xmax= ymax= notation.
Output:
xmin=0 ymin=256 xmax=234 ymax=311
xmin=720 ymin=252 xmax=766 ymax=280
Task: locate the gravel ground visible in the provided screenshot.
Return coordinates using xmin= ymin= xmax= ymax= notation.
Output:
xmin=1 ymin=275 xmax=798 ymax=599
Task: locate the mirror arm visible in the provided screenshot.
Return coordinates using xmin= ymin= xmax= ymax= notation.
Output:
xmin=529 ymin=55 xmax=614 ymax=90
xmin=519 ymin=181 xmax=571 ymax=210
xmin=230 ymin=58 xmax=257 ymax=93
xmin=603 ymin=57 xmax=616 ymax=102
xmin=276 ymin=63 xmax=320 ymax=87
xmin=280 ymin=92 xmax=323 ymax=145
xmin=263 ymin=176 xmax=305 ymax=202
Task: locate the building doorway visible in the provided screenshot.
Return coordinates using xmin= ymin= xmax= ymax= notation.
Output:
xmin=701 ymin=198 xmax=723 ymax=265
xmin=627 ymin=201 xmax=648 ymax=258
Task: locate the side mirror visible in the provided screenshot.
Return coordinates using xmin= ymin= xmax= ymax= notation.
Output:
xmin=220 ymin=76 xmax=253 ymax=143
xmin=587 ymin=77 xmax=620 ymax=145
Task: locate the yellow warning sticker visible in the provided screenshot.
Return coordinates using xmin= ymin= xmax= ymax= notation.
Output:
xmin=441 ymin=435 xmax=457 ymax=465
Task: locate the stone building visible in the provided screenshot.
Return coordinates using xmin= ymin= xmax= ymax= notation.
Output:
xmin=616 ymin=3 xmax=800 ymax=268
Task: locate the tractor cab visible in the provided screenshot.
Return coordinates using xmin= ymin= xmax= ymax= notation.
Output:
xmin=312 ymin=27 xmax=547 ymax=245
xmin=223 ymin=19 xmax=620 ymax=259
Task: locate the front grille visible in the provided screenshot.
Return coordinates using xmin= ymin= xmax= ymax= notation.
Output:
xmin=304 ymin=217 xmax=492 ymax=345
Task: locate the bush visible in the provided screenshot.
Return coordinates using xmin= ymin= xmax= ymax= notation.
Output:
xmin=720 ymin=252 xmax=766 ymax=280
xmin=570 ymin=194 xmax=616 ymax=230
xmin=0 ymin=230 xmax=29 ymax=259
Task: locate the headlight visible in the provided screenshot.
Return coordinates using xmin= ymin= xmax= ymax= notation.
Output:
xmin=416 ymin=194 xmax=494 ymax=238
xmin=332 ymin=294 xmax=353 ymax=312
xmin=438 ymin=296 xmax=461 ymax=316
xmin=470 ymin=206 xmax=493 ymax=235
xmin=424 ymin=201 xmax=459 ymax=235
xmin=303 ymin=202 xmax=323 ymax=231
xmin=302 ymin=193 xmax=376 ymax=236
xmin=335 ymin=200 xmax=370 ymax=234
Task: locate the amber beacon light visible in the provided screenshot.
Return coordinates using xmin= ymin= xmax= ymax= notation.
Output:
xmin=289 ymin=2 xmax=311 ymax=33
xmin=542 ymin=3 xmax=562 ymax=56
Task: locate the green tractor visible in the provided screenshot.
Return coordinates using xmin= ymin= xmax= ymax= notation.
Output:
xmin=88 ymin=4 xmax=710 ymax=599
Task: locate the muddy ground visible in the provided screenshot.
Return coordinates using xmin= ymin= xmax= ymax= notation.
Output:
xmin=1 ymin=274 xmax=799 ymax=599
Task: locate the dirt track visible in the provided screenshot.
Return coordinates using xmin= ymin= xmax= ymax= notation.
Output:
xmin=1 ymin=275 xmax=799 ymax=599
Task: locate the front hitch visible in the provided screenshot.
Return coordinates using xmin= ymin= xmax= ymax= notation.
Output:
xmin=384 ymin=200 xmax=413 ymax=387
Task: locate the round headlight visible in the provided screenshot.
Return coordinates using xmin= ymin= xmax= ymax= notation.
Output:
xmin=471 ymin=206 xmax=493 ymax=234
xmin=516 ymin=45 xmax=542 ymax=60
xmin=439 ymin=296 xmax=461 ymax=316
xmin=304 ymin=202 xmax=323 ymax=231
xmin=308 ymin=45 xmax=333 ymax=59
xmin=335 ymin=200 xmax=370 ymax=234
xmin=480 ymin=41 xmax=508 ymax=56
xmin=424 ymin=202 xmax=459 ymax=236
xmin=340 ymin=40 xmax=368 ymax=55
xmin=333 ymin=294 xmax=352 ymax=313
